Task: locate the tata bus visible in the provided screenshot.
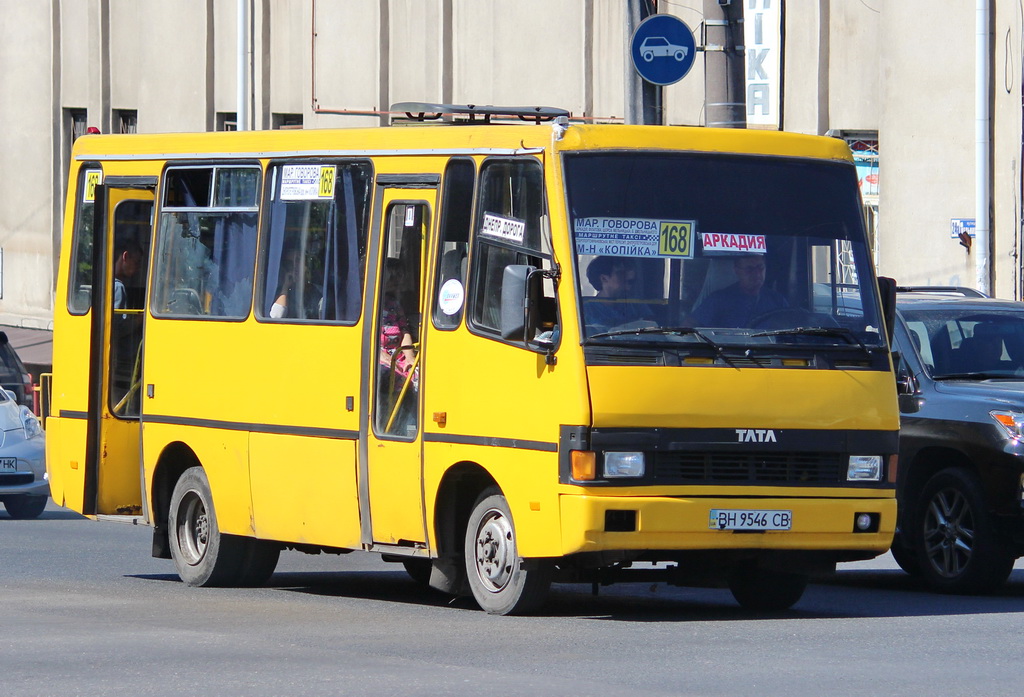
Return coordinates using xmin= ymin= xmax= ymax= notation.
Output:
xmin=46 ymin=103 xmax=899 ymax=614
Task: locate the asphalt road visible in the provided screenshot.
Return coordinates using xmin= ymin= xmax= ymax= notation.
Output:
xmin=3 ymin=501 xmax=1024 ymax=697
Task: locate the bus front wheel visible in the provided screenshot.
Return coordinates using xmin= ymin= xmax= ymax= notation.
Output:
xmin=168 ymin=466 xmax=246 ymax=587
xmin=464 ymin=488 xmax=552 ymax=615
xmin=729 ymin=566 xmax=808 ymax=611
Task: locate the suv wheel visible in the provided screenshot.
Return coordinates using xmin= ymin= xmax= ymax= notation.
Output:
xmin=911 ymin=467 xmax=1014 ymax=593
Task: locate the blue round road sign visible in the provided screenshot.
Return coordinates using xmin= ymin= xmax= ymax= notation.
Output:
xmin=630 ymin=14 xmax=696 ymax=86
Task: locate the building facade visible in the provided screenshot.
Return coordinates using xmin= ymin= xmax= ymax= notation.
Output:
xmin=1 ymin=0 xmax=1021 ymax=329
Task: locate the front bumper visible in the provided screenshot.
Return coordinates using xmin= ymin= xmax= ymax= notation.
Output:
xmin=0 ymin=432 xmax=49 ymax=499
xmin=559 ymin=493 xmax=896 ymax=557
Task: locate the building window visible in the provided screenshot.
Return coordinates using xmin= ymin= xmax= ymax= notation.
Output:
xmin=216 ymin=113 xmax=238 ymax=131
xmin=272 ymin=113 xmax=303 ymax=130
xmin=66 ymin=108 xmax=88 ymax=143
xmin=114 ymin=109 xmax=138 ymax=134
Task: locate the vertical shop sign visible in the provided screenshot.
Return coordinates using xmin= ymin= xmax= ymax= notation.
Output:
xmin=745 ymin=0 xmax=782 ymax=128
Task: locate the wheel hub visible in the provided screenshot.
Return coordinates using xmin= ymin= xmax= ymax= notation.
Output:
xmin=474 ymin=510 xmax=514 ymax=592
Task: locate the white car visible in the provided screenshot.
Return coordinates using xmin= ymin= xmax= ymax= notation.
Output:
xmin=0 ymin=388 xmax=47 ymax=519
xmin=639 ymin=36 xmax=688 ymax=62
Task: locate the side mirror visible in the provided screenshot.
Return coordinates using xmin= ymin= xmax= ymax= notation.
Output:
xmin=877 ymin=276 xmax=897 ymax=345
xmin=500 ymin=265 xmax=535 ymax=341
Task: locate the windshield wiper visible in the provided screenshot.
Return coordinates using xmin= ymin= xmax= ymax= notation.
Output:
xmin=586 ymin=326 xmax=748 ymax=367
xmin=588 ymin=325 xmax=718 ymax=346
xmin=751 ymin=326 xmax=871 ymax=354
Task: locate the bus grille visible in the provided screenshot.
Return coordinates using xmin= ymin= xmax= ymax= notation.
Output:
xmin=652 ymin=451 xmax=845 ymax=485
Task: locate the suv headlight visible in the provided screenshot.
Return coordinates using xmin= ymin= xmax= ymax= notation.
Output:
xmin=991 ymin=411 xmax=1024 ymax=440
xmin=603 ymin=452 xmax=645 ymax=478
xmin=20 ymin=406 xmax=42 ymax=440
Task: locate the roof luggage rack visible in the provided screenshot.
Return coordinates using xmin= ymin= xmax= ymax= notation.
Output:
xmin=895 ymin=286 xmax=989 ymax=298
xmin=390 ymin=102 xmax=570 ymax=125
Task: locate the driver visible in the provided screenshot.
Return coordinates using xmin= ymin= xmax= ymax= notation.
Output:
xmin=691 ymin=253 xmax=787 ymax=327
xmin=583 ymin=256 xmax=659 ymax=330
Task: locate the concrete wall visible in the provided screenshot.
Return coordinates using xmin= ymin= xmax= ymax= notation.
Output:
xmin=0 ymin=0 xmax=1022 ymax=333
xmin=0 ymin=2 xmax=56 ymax=327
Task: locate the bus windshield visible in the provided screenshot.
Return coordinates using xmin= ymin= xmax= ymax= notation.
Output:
xmin=564 ymin=152 xmax=884 ymax=349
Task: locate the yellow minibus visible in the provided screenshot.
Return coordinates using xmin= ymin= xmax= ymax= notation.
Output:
xmin=46 ymin=104 xmax=898 ymax=614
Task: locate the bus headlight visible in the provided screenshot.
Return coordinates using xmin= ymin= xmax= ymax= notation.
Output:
xmin=847 ymin=455 xmax=882 ymax=481
xmin=603 ymin=452 xmax=645 ymax=478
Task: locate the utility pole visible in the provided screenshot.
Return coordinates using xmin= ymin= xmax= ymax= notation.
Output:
xmin=625 ymin=0 xmax=662 ymax=125
xmin=703 ymin=0 xmax=746 ymax=128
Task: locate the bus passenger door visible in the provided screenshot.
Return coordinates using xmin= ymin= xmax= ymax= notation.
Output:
xmin=362 ymin=187 xmax=436 ymax=547
xmin=84 ymin=180 xmax=154 ymax=516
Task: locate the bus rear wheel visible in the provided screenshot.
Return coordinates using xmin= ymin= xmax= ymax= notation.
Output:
xmin=729 ymin=566 xmax=808 ymax=611
xmin=168 ymin=466 xmax=246 ymax=587
xmin=464 ymin=488 xmax=552 ymax=615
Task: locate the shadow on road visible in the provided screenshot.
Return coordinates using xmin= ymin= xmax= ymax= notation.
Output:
xmin=127 ymin=565 xmax=1024 ymax=622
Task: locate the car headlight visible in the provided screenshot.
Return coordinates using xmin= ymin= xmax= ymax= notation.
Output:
xmin=20 ymin=406 xmax=43 ymax=440
xmin=603 ymin=452 xmax=645 ymax=478
xmin=847 ymin=455 xmax=882 ymax=481
xmin=991 ymin=411 xmax=1024 ymax=440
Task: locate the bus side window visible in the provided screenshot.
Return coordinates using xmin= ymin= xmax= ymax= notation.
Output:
xmin=259 ymin=161 xmax=372 ymax=323
xmin=432 ymin=158 xmax=475 ymax=329
xmin=152 ymin=166 xmax=260 ymax=318
xmin=67 ymin=167 xmax=102 ymax=315
xmin=468 ymin=158 xmax=556 ymax=340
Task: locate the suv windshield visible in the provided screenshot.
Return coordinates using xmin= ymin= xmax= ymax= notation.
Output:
xmin=564 ymin=152 xmax=884 ymax=350
xmin=899 ymin=306 xmax=1024 ymax=379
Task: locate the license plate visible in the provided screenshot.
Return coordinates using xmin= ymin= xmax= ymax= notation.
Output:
xmin=709 ymin=509 xmax=792 ymax=531
xmin=0 ymin=457 xmax=17 ymax=473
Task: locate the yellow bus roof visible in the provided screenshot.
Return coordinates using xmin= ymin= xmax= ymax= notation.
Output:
xmin=70 ymin=123 xmax=853 ymax=164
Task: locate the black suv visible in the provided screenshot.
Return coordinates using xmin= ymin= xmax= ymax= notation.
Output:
xmin=0 ymin=331 xmax=33 ymax=406
xmin=892 ymin=288 xmax=1024 ymax=592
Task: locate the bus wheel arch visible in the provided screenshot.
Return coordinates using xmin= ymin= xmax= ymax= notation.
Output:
xmin=430 ymin=462 xmax=497 ymax=596
xmin=150 ymin=442 xmax=203 ymax=559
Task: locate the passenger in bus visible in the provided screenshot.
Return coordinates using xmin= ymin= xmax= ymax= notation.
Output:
xmin=270 ymin=247 xmax=323 ymax=319
xmin=113 ymin=240 xmax=143 ymax=312
xmin=378 ymin=258 xmax=418 ymax=388
xmin=690 ymin=253 xmax=787 ymax=327
xmin=583 ymin=256 xmax=659 ymax=331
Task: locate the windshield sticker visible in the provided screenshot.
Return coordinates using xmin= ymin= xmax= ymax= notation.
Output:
xmin=438 ymin=278 xmax=465 ymax=316
xmin=83 ymin=170 xmax=102 ymax=202
xmin=480 ymin=213 xmax=526 ymax=244
xmin=280 ymin=164 xmax=337 ymax=200
xmin=574 ymin=217 xmax=695 ymax=258
xmin=700 ymin=232 xmax=766 ymax=254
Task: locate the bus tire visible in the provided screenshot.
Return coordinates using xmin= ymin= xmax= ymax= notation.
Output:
xmin=464 ymin=488 xmax=552 ymax=615
xmin=889 ymin=531 xmax=922 ymax=576
xmin=167 ymin=466 xmax=246 ymax=587
xmin=236 ymin=539 xmax=281 ymax=587
xmin=729 ymin=566 xmax=808 ymax=611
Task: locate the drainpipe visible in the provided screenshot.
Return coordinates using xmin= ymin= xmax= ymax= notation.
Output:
xmin=237 ymin=0 xmax=250 ymax=131
xmin=976 ymin=0 xmax=991 ymax=294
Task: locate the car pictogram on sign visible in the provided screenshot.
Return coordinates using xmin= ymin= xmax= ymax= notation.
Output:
xmin=639 ymin=36 xmax=689 ymax=62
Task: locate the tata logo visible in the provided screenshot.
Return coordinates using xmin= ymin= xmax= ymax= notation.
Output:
xmin=735 ymin=429 xmax=777 ymax=443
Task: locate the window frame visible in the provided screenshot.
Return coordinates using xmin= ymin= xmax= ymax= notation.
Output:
xmin=465 ymin=156 xmax=555 ymax=348
xmin=254 ymin=157 xmax=374 ymax=327
xmin=431 ymin=157 xmax=477 ymax=332
xmin=149 ymin=160 xmax=262 ymax=322
xmin=67 ymin=163 xmax=104 ymax=316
